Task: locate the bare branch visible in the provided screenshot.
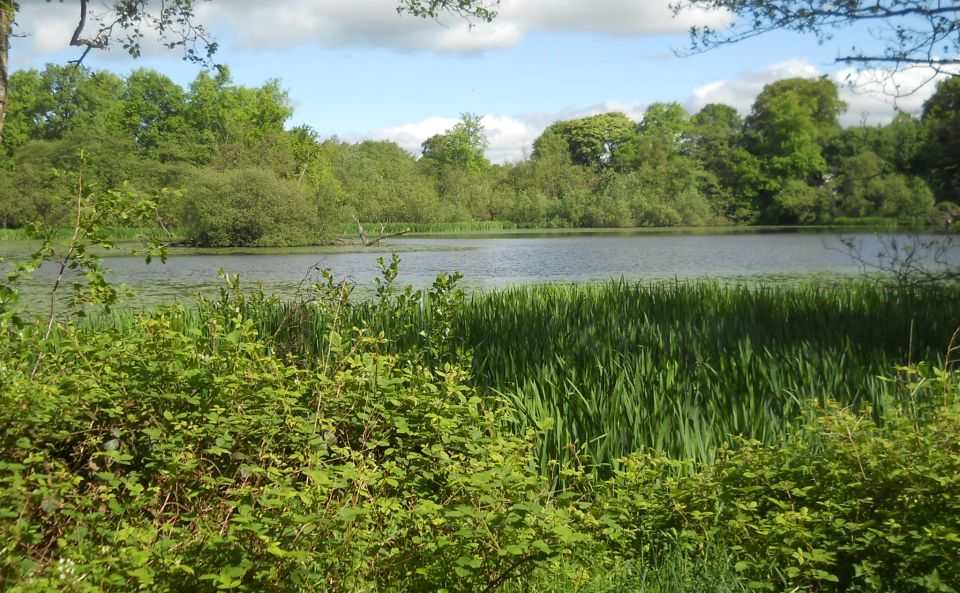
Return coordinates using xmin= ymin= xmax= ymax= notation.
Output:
xmin=672 ymin=0 xmax=960 ymax=88
xmin=69 ymin=0 xmax=108 ymax=52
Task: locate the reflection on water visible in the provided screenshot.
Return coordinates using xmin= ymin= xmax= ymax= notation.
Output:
xmin=2 ymin=230 xmax=957 ymax=313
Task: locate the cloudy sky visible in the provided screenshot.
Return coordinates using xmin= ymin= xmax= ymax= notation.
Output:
xmin=9 ymin=0 xmax=955 ymax=162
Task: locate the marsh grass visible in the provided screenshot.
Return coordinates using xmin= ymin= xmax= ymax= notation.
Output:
xmin=87 ymin=280 xmax=960 ymax=477
xmin=829 ymin=216 xmax=900 ymax=228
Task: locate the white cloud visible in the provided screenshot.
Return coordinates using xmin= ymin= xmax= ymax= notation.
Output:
xmin=831 ymin=65 xmax=960 ymax=125
xmin=199 ymin=0 xmax=728 ymax=53
xmin=371 ymin=116 xmax=461 ymax=153
xmin=687 ymin=59 xmax=956 ymax=125
xmin=12 ymin=0 xmax=726 ymax=57
xmin=481 ymin=114 xmax=541 ymax=163
xmin=496 ymin=0 xmax=728 ymax=38
xmin=8 ymin=0 xmax=729 ymax=65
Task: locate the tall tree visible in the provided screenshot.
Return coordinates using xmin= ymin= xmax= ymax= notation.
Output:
xmin=0 ymin=2 xmax=11 ymax=142
xmin=687 ymin=103 xmax=763 ymax=222
xmin=745 ymin=77 xmax=846 ymax=222
xmin=536 ymin=112 xmax=637 ymax=169
xmin=120 ymin=68 xmax=187 ymax=150
xmin=420 ymin=112 xmax=490 ymax=174
xmin=922 ymin=76 xmax=960 ymax=203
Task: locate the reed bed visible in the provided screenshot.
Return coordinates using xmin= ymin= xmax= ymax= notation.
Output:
xmin=458 ymin=281 xmax=951 ymax=473
xmin=88 ymin=280 xmax=960 ymax=476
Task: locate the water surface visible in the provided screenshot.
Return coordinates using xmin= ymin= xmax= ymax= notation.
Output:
xmin=2 ymin=228 xmax=955 ymax=312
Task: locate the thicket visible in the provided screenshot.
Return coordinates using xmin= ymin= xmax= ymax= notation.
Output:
xmin=179 ymin=168 xmax=323 ymax=247
xmin=2 ymin=66 xmax=957 ymax=246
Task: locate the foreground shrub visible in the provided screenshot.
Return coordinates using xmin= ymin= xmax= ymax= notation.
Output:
xmin=0 ymin=300 xmax=584 ymax=591
xmin=601 ymin=388 xmax=960 ymax=592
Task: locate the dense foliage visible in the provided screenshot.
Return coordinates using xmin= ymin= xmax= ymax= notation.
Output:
xmin=602 ymin=392 xmax=960 ymax=592
xmin=1 ymin=65 xmax=956 ymax=245
xmin=0 ymin=281 xmax=586 ymax=592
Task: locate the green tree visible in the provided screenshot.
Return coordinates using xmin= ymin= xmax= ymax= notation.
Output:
xmin=419 ymin=114 xmax=498 ymax=220
xmin=687 ymin=103 xmax=762 ymax=222
xmin=613 ymin=103 xmax=689 ymax=171
xmin=637 ymin=101 xmax=691 ymax=149
xmin=745 ymin=77 xmax=845 ymax=221
xmin=336 ymin=140 xmax=441 ymax=223
xmin=420 ymin=112 xmax=490 ymax=175
xmin=2 ymin=65 xmax=122 ymax=154
xmin=875 ymin=113 xmax=928 ymax=175
xmin=119 ymin=68 xmax=188 ymax=151
xmin=922 ymin=76 xmax=960 ymax=203
xmin=179 ymin=167 xmax=321 ymax=247
xmin=521 ymin=129 xmax=597 ymax=223
xmin=536 ymin=112 xmax=637 ymax=169
xmin=600 ymin=167 xmax=715 ymax=226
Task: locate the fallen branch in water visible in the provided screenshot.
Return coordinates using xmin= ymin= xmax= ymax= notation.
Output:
xmin=352 ymin=217 xmax=411 ymax=247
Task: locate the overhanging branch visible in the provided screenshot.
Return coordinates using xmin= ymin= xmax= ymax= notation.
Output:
xmin=68 ymin=0 xmax=110 ymax=65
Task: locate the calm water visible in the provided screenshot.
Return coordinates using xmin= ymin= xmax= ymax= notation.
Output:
xmin=2 ymin=229 xmax=956 ymax=310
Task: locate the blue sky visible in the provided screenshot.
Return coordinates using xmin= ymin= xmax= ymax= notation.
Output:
xmin=9 ymin=0 xmax=954 ymax=162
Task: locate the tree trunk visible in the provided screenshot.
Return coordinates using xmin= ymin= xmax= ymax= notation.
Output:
xmin=0 ymin=1 xmax=13 ymax=146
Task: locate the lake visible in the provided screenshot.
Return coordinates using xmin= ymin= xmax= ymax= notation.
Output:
xmin=2 ymin=228 xmax=956 ymax=311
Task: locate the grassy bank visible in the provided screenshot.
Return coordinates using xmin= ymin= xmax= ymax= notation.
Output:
xmin=1 ymin=220 xmax=944 ymax=246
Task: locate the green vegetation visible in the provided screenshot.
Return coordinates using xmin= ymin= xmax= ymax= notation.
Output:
xmin=828 ymin=216 xmax=900 ymax=229
xmin=2 ymin=66 xmax=957 ymax=246
xmin=1 ymin=191 xmax=958 ymax=591
xmin=198 ymin=275 xmax=958 ymax=476
xmin=1 ymin=291 xmax=584 ymax=592
xmin=0 ymin=225 xmax=183 ymax=242
xmin=3 ymin=261 xmax=960 ymax=591
xmin=179 ymin=168 xmax=324 ymax=247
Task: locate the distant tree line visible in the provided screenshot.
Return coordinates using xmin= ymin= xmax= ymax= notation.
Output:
xmin=1 ymin=64 xmax=958 ymax=246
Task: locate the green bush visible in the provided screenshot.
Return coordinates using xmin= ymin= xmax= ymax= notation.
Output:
xmin=601 ymin=390 xmax=960 ymax=592
xmin=0 ymin=289 xmax=585 ymax=592
xmin=180 ymin=167 xmax=321 ymax=247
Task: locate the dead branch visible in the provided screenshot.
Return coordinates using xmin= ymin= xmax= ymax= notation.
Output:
xmin=347 ymin=216 xmax=412 ymax=247
xmin=68 ymin=0 xmax=110 ymax=65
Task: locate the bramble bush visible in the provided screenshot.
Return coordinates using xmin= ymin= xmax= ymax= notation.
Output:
xmin=600 ymin=381 xmax=960 ymax=593
xmin=0 ymin=275 xmax=587 ymax=592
